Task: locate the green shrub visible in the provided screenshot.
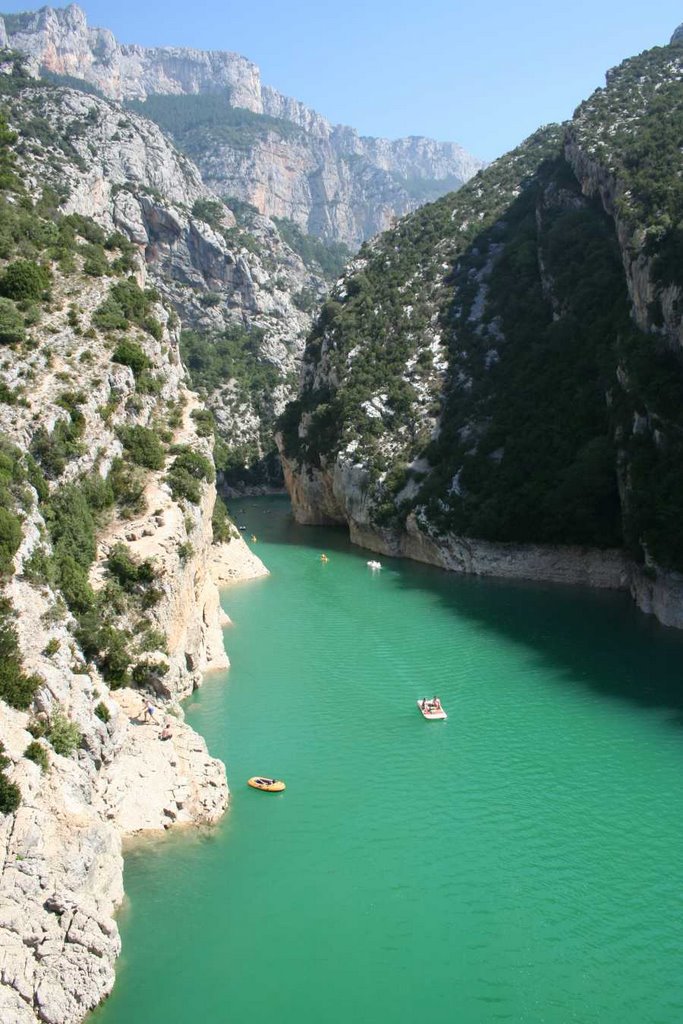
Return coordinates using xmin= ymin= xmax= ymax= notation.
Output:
xmin=26 ymin=717 xmax=46 ymax=739
xmin=106 ymin=542 xmax=156 ymax=592
xmin=62 ymin=213 xmax=106 ymax=245
xmin=54 ymin=553 xmax=94 ymax=613
xmin=98 ymin=625 xmax=132 ymax=686
xmin=94 ymin=701 xmax=111 ymax=724
xmin=212 ymin=495 xmax=234 ymax=543
xmin=140 ymin=585 xmax=163 ymax=609
xmin=30 ymin=411 xmax=85 ymax=479
xmin=131 ymin=659 xmax=169 ymax=687
xmin=94 ymin=280 xmax=161 ymax=338
xmin=273 ymin=216 xmax=352 ymax=282
xmin=0 ymin=506 xmax=22 ymax=574
xmin=138 ymin=627 xmax=168 ymax=653
xmin=22 ymin=545 xmax=55 ymax=586
xmin=45 ymin=483 xmax=98 ymax=612
xmin=80 ymin=472 xmax=115 ymax=516
xmin=24 ymin=740 xmax=49 ymax=771
xmin=191 ymin=198 xmax=225 ymax=230
xmin=0 ymin=380 xmax=19 ymax=403
xmin=0 ymin=773 xmax=20 ymax=814
xmin=166 ymin=446 xmax=216 ymax=504
xmin=43 ymin=637 xmax=60 ymax=657
xmin=0 ymin=742 xmax=20 ymax=814
xmin=93 ymin=294 xmax=127 ymax=331
xmin=177 ymin=541 xmax=194 ymax=562
xmin=109 ymin=458 xmax=147 ymax=517
xmin=0 ymin=297 xmax=25 ymax=344
xmin=81 ymin=243 xmax=108 ymax=277
xmin=190 ymin=408 xmax=214 ymax=438
xmin=75 ymin=614 xmax=132 ymax=688
xmin=117 ymin=425 xmax=165 ymax=469
xmin=47 ymin=707 xmax=81 ymax=757
xmin=135 ymin=370 xmax=162 ymax=395
xmin=0 ymin=259 xmax=51 ymax=302
xmin=111 ymin=339 xmax=151 ymax=378
xmin=0 ymin=598 xmax=42 ymax=709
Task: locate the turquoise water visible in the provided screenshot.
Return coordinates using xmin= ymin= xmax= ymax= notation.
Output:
xmin=94 ymin=496 xmax=683 ymax=1024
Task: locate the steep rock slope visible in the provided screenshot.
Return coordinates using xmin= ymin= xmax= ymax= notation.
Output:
xmin=0 ymin=86 xmax=268 ymax=1022
xmin=279 ymin=33 xmax=683 ymax=627
xmin=0 ymin=56 xmax=327 ymax=486
xmin=0 ymin=4 xmax=484 ymax=247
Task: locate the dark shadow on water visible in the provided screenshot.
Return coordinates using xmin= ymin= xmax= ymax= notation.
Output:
xmin=394 ymin=559 xmax=683 ymax=727
xmin=233 ymin=496 xmax=683 ymax=727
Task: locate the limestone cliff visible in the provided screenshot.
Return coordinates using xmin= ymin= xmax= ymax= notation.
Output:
xmin=0 ymin=4 xmax=484 ymax=247
xmin=0 ymin=59 xmax=325 ymax=485
xmin=0 ymin=85 xmax=268 ymax=1022
xmin=279 ymin=33 xmax=683 ymax=628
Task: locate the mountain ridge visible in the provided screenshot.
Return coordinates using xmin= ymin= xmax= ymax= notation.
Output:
xmin=278 ymin=30 xmax=683 ymax=628
xmin=0 ymin=3 xmax=484 ymax=246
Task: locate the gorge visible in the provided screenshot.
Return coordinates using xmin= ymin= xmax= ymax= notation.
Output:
xmin=0 ymin=7 xmax=682 ymax=1024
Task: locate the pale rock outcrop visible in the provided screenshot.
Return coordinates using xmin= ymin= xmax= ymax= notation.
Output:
xmin=2 ymin=80 xmax=322 ymax=478
xmin=280 ymin=449 xmax=632 ymax=591
xmin=0 ymin=225 xmax=241 ymax=1022
xmin=212 ymin=539 xmax=270 ymax=587
xmin=1 ymin=5 xmax=484 ymax=247
xmin=2 ymin=4 xmax=262 ymax=109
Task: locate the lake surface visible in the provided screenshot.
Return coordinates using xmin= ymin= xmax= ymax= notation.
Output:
xmin=93 ymin=496 xmax=683 ymax=1024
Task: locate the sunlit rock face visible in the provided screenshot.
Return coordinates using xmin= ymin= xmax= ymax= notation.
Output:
xmin=0 ymin=4 xmax=484 ymax=247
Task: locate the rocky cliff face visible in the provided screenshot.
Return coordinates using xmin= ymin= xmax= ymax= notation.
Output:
xmin=0 ymin=75 xmax=270 ymax=1021
xmin=0 ymin=61 xmax=326 ymax=486
xmin=279 ymin=33 xmax=683 ymax=628
xmin=0 ymin=4 xmax=484 ymax=247
xmin=1 ymin=3 xmax=263 ymax=108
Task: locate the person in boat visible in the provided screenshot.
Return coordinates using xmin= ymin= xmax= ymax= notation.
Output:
xmin=421 ymin=698 xmax=427 ymax=711
xmin=430 ymin=696 xmax=440 ymax=710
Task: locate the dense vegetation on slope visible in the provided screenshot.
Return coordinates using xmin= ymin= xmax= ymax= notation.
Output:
xmin=0 ymin=57 xmax=322 ymax=492
xmin=126 ymin=92 xmax=303 ymax=154
xmin=0 ymin=94 xmax=231 ymax=807
xmin=272 ymin=217 xmax=352 ymax=283
xmin=282 ymin=35 xmax=683 ymax=573
xmin=572 ymin=44 xmax=683 ymax=260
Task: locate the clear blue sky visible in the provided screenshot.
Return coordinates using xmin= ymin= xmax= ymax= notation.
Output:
xmin=2 ymin=1 xmax=682 ymax=160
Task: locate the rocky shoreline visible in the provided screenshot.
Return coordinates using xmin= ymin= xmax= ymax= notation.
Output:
xmin=281 ymin=453 xmax=683 ymax=629
xmin=0 ymin=532 xmax=268 ymax=1024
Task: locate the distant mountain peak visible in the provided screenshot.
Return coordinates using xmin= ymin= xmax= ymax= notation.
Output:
xmin=0 ymin=3 xmax=484 ymax=246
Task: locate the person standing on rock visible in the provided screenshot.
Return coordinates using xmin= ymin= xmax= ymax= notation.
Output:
xmin=143 ymin=701 xmax=155 ymax=724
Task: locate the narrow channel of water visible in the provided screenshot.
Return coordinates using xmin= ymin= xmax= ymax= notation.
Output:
xmin=93 ymin=496 xmax=683 ymax=1024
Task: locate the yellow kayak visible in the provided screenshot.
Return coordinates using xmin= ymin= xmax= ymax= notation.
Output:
xmin=248 ymin=776 xmax=286 ymax=792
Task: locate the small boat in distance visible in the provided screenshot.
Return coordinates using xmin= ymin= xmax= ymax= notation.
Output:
xmin=320 ymin=553 xmax=329 ymax=563
xmin=417 ymin=698 xmax=447 ymax=720
xmin=248 ymin=777 xmax=286 ymax=792
xmin=367 ymin=560 xmax=382 ymax=570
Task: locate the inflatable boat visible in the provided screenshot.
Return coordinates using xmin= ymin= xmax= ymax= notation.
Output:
xmin=248 ymin=777 xmax=286 ymax=792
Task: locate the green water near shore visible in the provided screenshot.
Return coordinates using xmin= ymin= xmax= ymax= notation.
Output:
xmin=94 ymin=496 xmax=683 ymax=1023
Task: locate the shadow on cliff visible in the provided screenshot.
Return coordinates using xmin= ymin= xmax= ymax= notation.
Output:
xmin=392 ymin=558 xmax=683 ymax=727
xmin=233 ymin=495 xmax=683 ymax=725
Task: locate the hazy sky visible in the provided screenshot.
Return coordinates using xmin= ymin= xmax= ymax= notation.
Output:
xmin=2 ymin=1 xmax=681 ymax=160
